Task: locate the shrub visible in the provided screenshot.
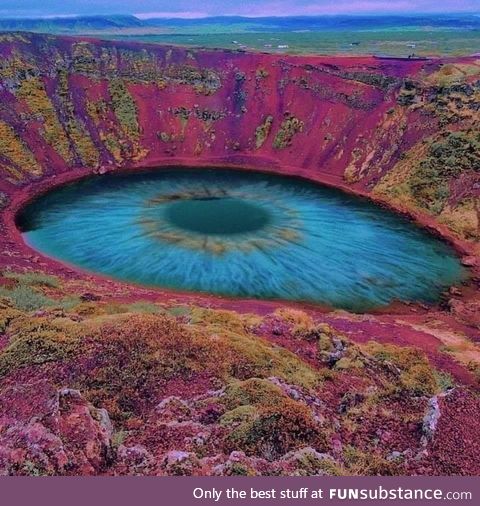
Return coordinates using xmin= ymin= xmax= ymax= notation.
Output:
xmin=220 ymin=405 xmax=257 ymax=426
xmin=433 ymin=370 xmax=455 ymax=391
xmin=288 ymin=448 xmax=342 ymax=476
xmin=125 ymin=301 xmax=163 ymax=314
xmin=222 ymin=378 xmax=289 ymax=410
xmin=0 ymin=318 xmax=79 ymax=377
xmin=334 ymin=357 xmax=365 ymax=370
xmin=16 ymin=77 xmax=72 ymax=163
xmin=409 ymin=132 xmax=480 ymax=213
xmin=274 ymin=308 xmax=332 ymax=341
xmin=167 ymin=305 xmax=192 ymax=318
xmin=108 ymin=79 xmax=140 ymax=140
xmin=273 ymin=114 xmax=304 ymax=149
xmin=75 ymin=313 xmax=229 ymax=420
xmin=225 ymin=396 xmax=326 ymax=461
xmin=255 ymin=115 xmax=273 ymax=149
xmin=467 ymin=361 xmax=480 ymax=382
xmin=221 ymin=378 xmax=326 ymax=460
xmin=0 ymin=281 xmax=78 ymax=312
xmin=190 ymin=307 xmax=260 ymax=333
xmin=0 ymin=285 xmax=55 ymax=311
xmin=226 ymin=330 xmax=318 ymax=388
xmin=0 ymin=297 xmax=22 ymax=333
xmin=342 ymin=446 xmax=399 ymax=476
xmin=364 ymin=342 xmax=438 ymax=396
xmin=400 ymin=363 xmax=438 ymax=396
xmin=56 ymin=296 xmax=82 ymax=311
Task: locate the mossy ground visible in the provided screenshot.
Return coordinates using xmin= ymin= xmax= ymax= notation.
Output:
xmin=0 ymin=270 xmax=478 ymax=475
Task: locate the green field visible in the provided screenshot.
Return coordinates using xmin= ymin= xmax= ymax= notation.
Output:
xmin=1 ymin=14 xmax=479 ymax=57
xmin=104 ymin=29 xmax=480 ymax=57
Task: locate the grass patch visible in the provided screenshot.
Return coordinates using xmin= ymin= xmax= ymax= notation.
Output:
xmin=342 ymin=446 xmax=399 ymax=476
xmin=108 ymin=79 xmax=140 ymax=141
xmin=0 ymin=285 xmax=56 ymax=312
xmin=3 ymin=271 xmax=59 ymax=288
xmin=363 ymin=342 xmax=440 ymax=396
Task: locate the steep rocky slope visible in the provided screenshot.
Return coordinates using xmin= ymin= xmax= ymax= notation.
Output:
xmin=3 ymin=32 xmax=421 ymax=184
xmin=0 ymin=33 xmax=479 ymax=475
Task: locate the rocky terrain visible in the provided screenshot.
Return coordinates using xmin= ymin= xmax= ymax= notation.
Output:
xmin=0 ymin=32 xmax=479 ymax=475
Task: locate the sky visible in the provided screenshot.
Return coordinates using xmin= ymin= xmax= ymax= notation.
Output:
xmin=0 ymin=0 xmax=479 ymax=19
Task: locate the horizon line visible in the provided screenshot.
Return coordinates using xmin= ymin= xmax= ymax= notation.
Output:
xmin=0 ymin=11 xmax=479 ymax=21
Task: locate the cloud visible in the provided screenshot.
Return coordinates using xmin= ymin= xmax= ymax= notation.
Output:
xmin=301 ymin=1 xmax=417 ymax=14
xmin=220 ymin=0 xmax=473 ymax=17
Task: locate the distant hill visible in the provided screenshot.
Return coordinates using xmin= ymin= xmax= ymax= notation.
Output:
xmin=142 ymin=14 xmax=480 ymax=32
xmin=0 ymin=15 xmax=143 ymax=33
xmin=0 ymin=13 xmax=479 ymax=35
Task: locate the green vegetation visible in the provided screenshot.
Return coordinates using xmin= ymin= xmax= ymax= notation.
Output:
xmin=364 ymin=342 xmax=441 ymax=396
xmin=409 ymin=132 xmax=480 ymax=213
xmin=158 ymin=131 xmax=171 ymax=142
xmin=255 ymin=68 xmax=269 ymax=80
xmin=56 ymin=69 xmax=100 ymax=168
xmin=0 ymin=121 xmax=41 ymax=179
xmin=123 ymin=301 xmax=163 ymax=314
xmin=72 ymin=42 xmax=98 ymax=74
xmin=342 ymin=446 xmax=398 ymax=476
xmin=0 ymin=285 xmax=56 ymax=312
xmin=0 ymin=272 xmax=81 ymax=312
xmin=433 ymin=370 xmax=456 ymax=391
xmin=255 ymin=115 xmax=273 ymax=149
xmin=0 ymin=285 xmax=475 ymax=475
xmin=16 ymin=77 xmax=73 ymax=163
xmin=108 ymin=79 xmax=140 ymax=141
xmin=0 ymin=318 xmax=79 ymax=378
xmin=224 ymin=379 xmax=327 ymax=460
xmin=103 ymin=29 xmax=480 ymax=58
xmin=0 ymin=298 xmax=22 ymax=333
xmin=3 ymin=271 xmax=59 ymax=288
xmin=273 ymin=114 xmax=304 ymax=149
xmin=165 ymin=65 xmax=221 ymax=95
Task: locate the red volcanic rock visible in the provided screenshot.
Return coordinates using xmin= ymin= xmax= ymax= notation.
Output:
xmin=115 ymin=444 xmax=156 ymax=475
xmin=0 ymin=420 xmax=69 ymax=475
xmin=416 ymin=388 xmax=480 ymax=475
xmin=55 ymin=389 xmax=114 ymax=473
xmin=0 ymin=32 xmax=426 ymax=188
xmin=160 ymin=450 xmax=202 ymax=476
xmin=448 ymin=299 xmax=480 ymax=329
xmin=0 ymin=386 xmax=113 ymax=475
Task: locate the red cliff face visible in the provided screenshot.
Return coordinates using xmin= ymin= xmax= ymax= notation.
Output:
xmin=0 ymin=33 xmax=478 ymax=267
xmin=0 ymin=33 xmax=438 ymax=188
xmin=0 ymin=32 xmax=478 ymax=277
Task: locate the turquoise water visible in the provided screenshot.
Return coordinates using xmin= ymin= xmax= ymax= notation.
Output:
xmin=18 ymin=169 xmax=467 ymax=311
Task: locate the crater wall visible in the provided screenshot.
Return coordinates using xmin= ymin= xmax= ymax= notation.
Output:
xmin=0 ymin=33 xmax=440 ymax=188
xmin=0 ymin=32 xmax=478 ymax=278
